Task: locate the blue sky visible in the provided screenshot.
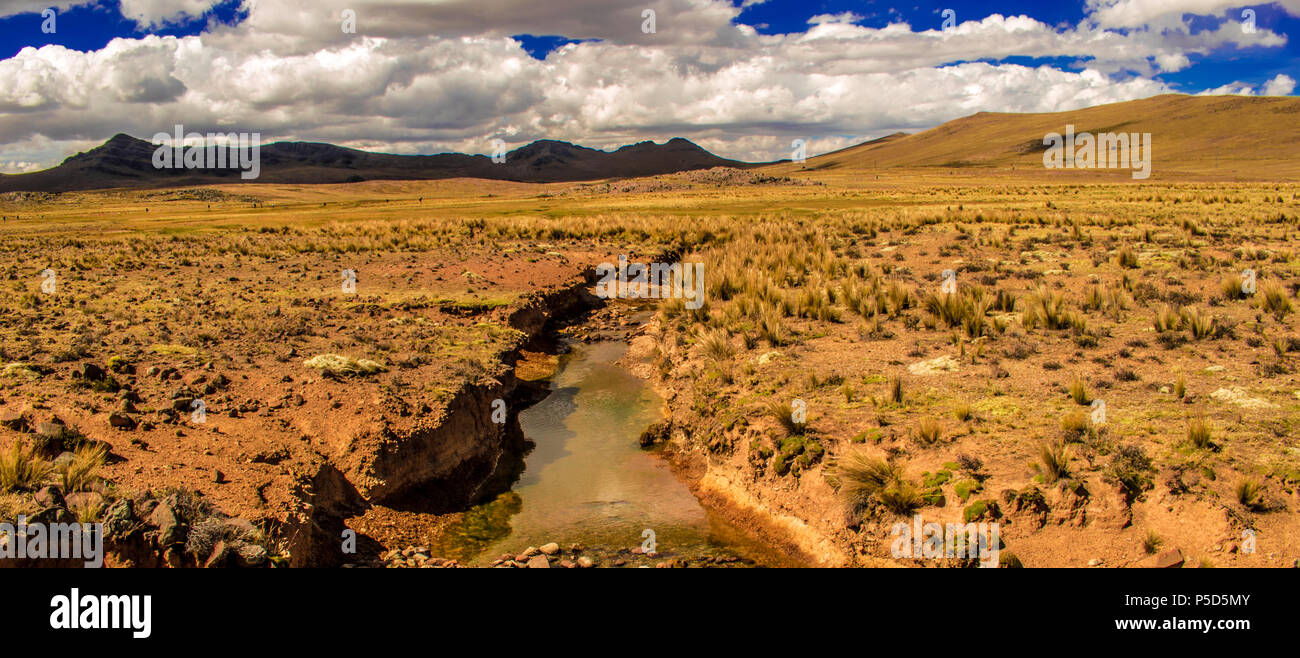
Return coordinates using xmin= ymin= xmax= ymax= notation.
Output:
xmin=4 ymin=1 xmax=1295 ymax=92
xmin=0 ymin=0 xmax=1295 ymax=169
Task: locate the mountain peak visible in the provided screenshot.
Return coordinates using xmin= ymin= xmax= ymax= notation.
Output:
xmin=3 ymin=134 xmax=749 ymax=193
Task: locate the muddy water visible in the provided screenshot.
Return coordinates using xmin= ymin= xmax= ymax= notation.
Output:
xmin=434 ymin=340 xmax=792 ymax=566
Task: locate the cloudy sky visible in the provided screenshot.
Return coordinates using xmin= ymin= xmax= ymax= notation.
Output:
xmin=0 ymin=0 xmax=1296 ymax=172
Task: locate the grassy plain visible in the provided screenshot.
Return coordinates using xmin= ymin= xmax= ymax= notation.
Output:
xmin=2 ymin=161 xmax=1298 ymax=567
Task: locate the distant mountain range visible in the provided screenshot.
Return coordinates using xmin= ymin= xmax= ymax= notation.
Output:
xmin=6 ymin=93 xmax=1298 ymax=193
xmin=0 ymin=134 xmax=747 ymax=192
xmin=777 ymin=94 xmax=1300 ymax=180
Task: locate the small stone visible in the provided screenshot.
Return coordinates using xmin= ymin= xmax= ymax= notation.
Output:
xmin=1152 ymin=548 xmax=1185 ymax=569
xmin=523 ymin=546 xmax=539 ymax=557
xmin=1088 ymin=558 xmax=1102 ymax=566
xmin=577 ymin=556 xmax=594 ymax=568
xmin=108 ymin=412 xmax=137 ymax=430
xmin=79 ymin=363 xmax=105 ymax=381
xmin=213 ymin=469 xmax=226 ymax=484
xmin=526 ymin=555 xmax=550 ymax=569
xmin=204 ymin=540 xmax=232 ymax=568
xmin=539 ymin=542 xmax=560 ymax=555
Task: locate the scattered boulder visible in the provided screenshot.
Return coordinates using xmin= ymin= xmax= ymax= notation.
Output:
xmin=908 ymin=355 xmax=960 ymax=376
xmin=526 ymin=555 xmax=550 ymax=569
xmin=34 ymin=485 xmax=65 ymax=509
xmin=1149 ymin=548 xmax=1185 ymax=569
xmin=65 ymin=491 xmax=105 ymax=513
xmin=539 ymin=542 xmax=560 ymax=555
xmin=78 ymin=363 xmax=105 ymax=381
xmin=148 ymin=499 xmax=185 ymax=546
xmin=35 ymin=421 xmax=68 ymax=446
xmin=0 ymin=409 xmax=28 ymax=432
xmin=102 ymin=499 xmax=136 ymax=537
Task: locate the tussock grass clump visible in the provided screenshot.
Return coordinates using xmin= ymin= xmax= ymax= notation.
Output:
xmin=303 ymin=354 xmax=387 ymax=376
xmin=60 ymin=443 xmax=107 ymax=493
xmin=696 ymin=328 xmax=735 ymax=362
xmin=1174 ymin=374 xmax=1186 ymax=399
xmin=0 ymin=441 xmax=52 ymax=492
xmin=1261 ymin=283 xmax=1292 ymax=319
xmin=764 ymin=399 xmax=804 ymax=436
xmin=953 ymin=402 xmax=973 ymax=422
xmin=876 ymin=480 xmax=923 ymax=516
xmin=1187 ymin=417 xmax=1213 ymax=449
xmin=1180 ymin=306 xmax=1215 ymax=340
xmin=1024 ymin=286 xmax=1071 ymax=330
xmin=758 ymin=307 xmax=787 ymax=346
xmin=1236 ymin=479 xmax=1264 ymax=510
xmin=1152 ymin=303 xmax=1181 ymax=333
xmin=1068 ymin=375 xmax=1091 ymax=405
xmin=887 ymin=375 xmax=904 ymax=404
xmin=1117 ymin=246 xmax=1140 ymax=269
xmin=886 ymin=282 xmax=914 ymax=316
xmin=1038 ymin=442 xmax=1071 ymax=484
xmin=914 ymin=418 xmax=944 ymax=446
xmin=835 ymin=450 xmax=896 ymax=503
xmin=840 ymin=382 xmax=856 ymax=403
xmin=1221 ymin=276 xmax=1248 ymax=301
xmin=72 ymin=497 xmax=104 ymax=525
xmin=1060 ymin=410 xmax=1090 ymax=440
xmin=833 ymin=450 xmax=922 ymax=516
xmin=1142 ymin=530 xmax=1163 ymax=554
